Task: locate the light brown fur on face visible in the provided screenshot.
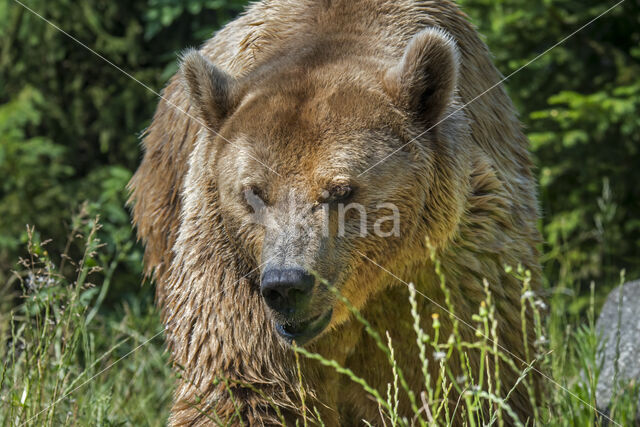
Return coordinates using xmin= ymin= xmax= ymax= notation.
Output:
xmin=129 ymin=1 xmax=543 ymax=425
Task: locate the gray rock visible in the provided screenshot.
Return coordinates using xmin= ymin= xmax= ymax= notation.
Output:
xmin=596 ymin=280 xmax=640 ymax=421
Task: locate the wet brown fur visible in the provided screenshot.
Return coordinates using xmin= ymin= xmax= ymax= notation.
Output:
xmin=129 ymin=0 xmax=543 ymax=425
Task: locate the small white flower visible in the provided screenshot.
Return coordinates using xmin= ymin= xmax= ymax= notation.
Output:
xmin=521 ymin=290 xmax=535 ymax=300
xmin=433 ymin=351 xmax=446 ymax=361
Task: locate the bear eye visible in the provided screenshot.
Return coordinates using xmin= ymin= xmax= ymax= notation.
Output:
xmin=321 ymin=184 xmax=353 ymax=204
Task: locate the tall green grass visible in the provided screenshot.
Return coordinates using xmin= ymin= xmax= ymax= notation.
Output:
xmin=0 ymin=208 xmax=172 ymax=426
xmin=0 ymin=211 xmax=637 ymax=425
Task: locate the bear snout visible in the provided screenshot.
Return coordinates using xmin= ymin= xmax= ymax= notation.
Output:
xmin=260 ymin=267 xmax=315 ymax=316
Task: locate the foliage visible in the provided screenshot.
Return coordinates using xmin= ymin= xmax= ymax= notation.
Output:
xmin=0 ymin=209 xmax=171 ymax=426
xmin=0 ymin=0 xmax=245 ymax=285
xmin=0 ymin=87 xmax=73 ymax=255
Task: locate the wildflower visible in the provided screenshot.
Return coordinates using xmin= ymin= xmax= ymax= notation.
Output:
xmin=521 ymin=290 xmax=535 ymax=300
xmin=433 ymin=351 xmax=446 ymax=361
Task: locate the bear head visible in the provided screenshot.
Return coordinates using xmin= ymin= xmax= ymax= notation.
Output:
xmin=179 ymin=28 xmax=470 ymax=345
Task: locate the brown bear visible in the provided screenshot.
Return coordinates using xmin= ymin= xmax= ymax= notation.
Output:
xmin=129 ymin=0 xmax=543 ymax=424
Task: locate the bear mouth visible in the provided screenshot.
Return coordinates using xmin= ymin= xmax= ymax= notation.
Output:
xmin=274 ymin=310 xmax=333 ymax=346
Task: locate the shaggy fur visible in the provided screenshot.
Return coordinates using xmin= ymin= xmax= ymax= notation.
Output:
xmin=129 ymin=0 xmax=543 ymax=425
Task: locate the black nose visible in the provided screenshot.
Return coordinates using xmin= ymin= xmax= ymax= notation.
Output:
xmin=260 ymin=268 xmax=315 ymax=315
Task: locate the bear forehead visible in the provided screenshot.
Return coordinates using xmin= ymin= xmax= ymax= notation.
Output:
xmin=240 ymin=76 xmax=398 ymax=128
xmin=226 ymin=69 xmax=406 ymax=149
xmin=222 ymin=82 xmax=408 ymax=179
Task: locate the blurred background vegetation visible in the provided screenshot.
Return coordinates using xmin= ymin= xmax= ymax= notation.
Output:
xmin=0 ymin=0 xmax=247 ymax=305
xmin=0 ymin=0 xmax=638 ymax=423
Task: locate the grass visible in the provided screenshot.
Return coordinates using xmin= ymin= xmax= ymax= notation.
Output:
xmin=0 ymin=209 xmax=638 ymax=425
xmin=0 ymin=208 xmax=173 ymax=426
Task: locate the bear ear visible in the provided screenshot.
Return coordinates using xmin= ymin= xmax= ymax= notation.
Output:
xmin=180 ymin=49 xmax=238 ymax=130
xmin=383 ymin=28 xmax=459 ymax=129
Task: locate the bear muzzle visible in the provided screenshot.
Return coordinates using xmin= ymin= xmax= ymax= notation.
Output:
xmin=260 ymin=267 xmax=333 ymax=345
